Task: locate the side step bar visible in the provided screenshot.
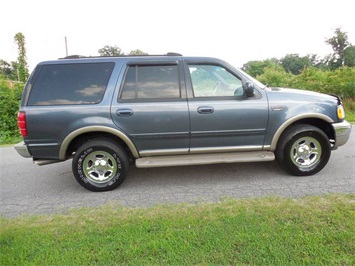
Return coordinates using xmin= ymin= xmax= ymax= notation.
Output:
xmin=34 ymin=160 xmax=64 ymax=166
xmin=136 ymin=151 xmax=275 ymax=168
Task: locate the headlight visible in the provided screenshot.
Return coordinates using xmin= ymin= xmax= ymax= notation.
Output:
xmin=337 ymin=105 xmax=345 ymax=120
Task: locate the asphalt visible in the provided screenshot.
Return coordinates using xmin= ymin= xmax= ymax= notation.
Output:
xmin=1 ymin=126 xmax=354 ymax=217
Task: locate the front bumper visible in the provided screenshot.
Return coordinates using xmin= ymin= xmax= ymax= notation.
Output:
xmin=14 ymin=141 xmax=32 ymax=158
xmin=332 ymin=120 xmax=352 ymax=149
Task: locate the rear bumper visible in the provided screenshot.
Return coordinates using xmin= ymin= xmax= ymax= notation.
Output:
xmin=332 ymin=120 xmax=352 ymax=149
xmin=14 ymin=141 xmax=32 ymax=158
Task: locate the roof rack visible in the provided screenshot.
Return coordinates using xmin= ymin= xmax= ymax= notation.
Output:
xmin=166 ymin=52 xmax=182 ymax=56
xmin=59 ymin=52 xmax=183 ymax=60
xmin=59 ymin=55 xmax=86 ymax=59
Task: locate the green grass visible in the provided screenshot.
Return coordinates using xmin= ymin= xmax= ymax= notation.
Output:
xmin=1 ymin=194 xmax=354 ymax=265
xmin=346 ymin=110 xmax=355 ymax=123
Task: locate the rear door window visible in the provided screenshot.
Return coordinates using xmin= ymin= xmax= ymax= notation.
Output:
xmin=27 ymin=62 xmax=114 ymax=106
xmin=120 ymin=65 xmax=180 ymax=100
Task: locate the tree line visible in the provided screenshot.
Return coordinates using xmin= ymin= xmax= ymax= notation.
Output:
xmin=243 ymin=28 xmax=355 ymax=77
xmin=240 ymin=28 xmax=354 ymax=108
xmin=0 ymin=36 xmax=148 ymax=82
xmin=2 ymin=28 xmax=353 ymax=82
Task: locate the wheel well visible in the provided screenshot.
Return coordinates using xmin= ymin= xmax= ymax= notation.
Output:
xmin=290 ymin=118 xmax=335 ymax=140
xmin=275 ymin=118 xmax=335 ymax=151
xmin=65 ymin=132 xmax=135 ymax=161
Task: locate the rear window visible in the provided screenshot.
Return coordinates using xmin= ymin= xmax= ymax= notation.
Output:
xmin=27 ymin=62 xmax=114 ymax=106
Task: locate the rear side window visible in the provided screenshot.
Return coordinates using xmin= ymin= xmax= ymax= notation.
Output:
xmin=120 ymin=65 xmax=180 ymax=100
xmin=27 ymin=62 xmax=115 ymax=106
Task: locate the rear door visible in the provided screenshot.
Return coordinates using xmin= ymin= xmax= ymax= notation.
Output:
xmin=184 ymin=60 xmax=269 ymax=153
xmin=111 ymin=60 xmax=190 ymax=156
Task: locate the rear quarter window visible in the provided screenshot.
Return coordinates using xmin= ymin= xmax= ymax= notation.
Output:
xmin=27 ymin=62 xmax=115 ymax=106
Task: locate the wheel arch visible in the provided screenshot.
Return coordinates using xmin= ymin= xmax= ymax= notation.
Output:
xmin=270 ymin=113 xmax=335 ymax=151
xmin=59 ymin=126 xmax=139 ymax=160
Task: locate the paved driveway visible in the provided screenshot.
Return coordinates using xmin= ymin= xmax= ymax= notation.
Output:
xmin=1 ymin=127 xmax=354 ymax=217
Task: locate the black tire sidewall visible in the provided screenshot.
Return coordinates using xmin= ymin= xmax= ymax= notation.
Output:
xmin=277 ymin=125 xmax=331 ymax=176
xmin=72 ymin=140 xmax=128 ymax=192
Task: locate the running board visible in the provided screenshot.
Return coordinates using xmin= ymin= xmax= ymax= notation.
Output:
xmin=34 ymin=160 xmax=63 ymax=166
xmin=135 ymin=151 xmax=275 ymax=168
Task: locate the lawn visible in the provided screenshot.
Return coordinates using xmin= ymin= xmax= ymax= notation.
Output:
xmin=1 ymin=194 xmax=354 ymax=265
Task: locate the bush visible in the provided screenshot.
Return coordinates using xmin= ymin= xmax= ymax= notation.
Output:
xmin=257 ymin=66 xmax=355 ymax=103
xmin=0 ymin=79 xmax=23 ymax=144
xmin=257 ymin=65 xmax=295 ymax=87
xmin=293 ymin=67 xmax=355 ymax=99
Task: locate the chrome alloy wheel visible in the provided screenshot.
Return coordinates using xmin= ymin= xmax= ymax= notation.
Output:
xmin=83 ymin=151 xmax=118 ymax=183
xmin=290 ymin=136 xmax=322 ymax=169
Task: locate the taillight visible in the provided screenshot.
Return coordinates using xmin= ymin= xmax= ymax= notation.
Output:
xmin=17 ymin=111 xmax=28 ymax=137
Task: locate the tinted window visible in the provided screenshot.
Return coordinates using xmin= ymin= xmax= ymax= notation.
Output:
xmin=189 ymin=65 xmax=242 ymax=97
xmin=27 ymin=63 xmax=114 ymax=105
xmin=121 ymin=65 xmax=180 ymax=100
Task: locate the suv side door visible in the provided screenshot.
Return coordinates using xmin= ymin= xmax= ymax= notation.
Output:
xmin=111 ymin=60 xmax=190 ymax=156
xmin=184 ymin=59 xmax=269 ymax=153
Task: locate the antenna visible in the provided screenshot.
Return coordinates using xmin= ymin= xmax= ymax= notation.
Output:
xmin=65 ymin=36 xmax=68 ymax=57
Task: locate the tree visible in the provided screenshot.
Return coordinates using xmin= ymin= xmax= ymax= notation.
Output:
xmin=13 ymin=32 xmax=29 ymax=82
xmin=344 ymin=45 xmax=355 ymax=67
xmin=98 ymin=45 xmax=123 ymax=56
xmin=242 ymin=58 xmax=279 ymax=77
xmin=280 ymin=54 xmax=312 ymax=75
xmin=325 ymin=27 xmax=350 ymax=69
xmin=307 ymin=54 xmax=330 ymax=70
xmin=0 ymin=60 xmax=25 ymax=81
xmin=0 ymin=60 xmax=13 ymax=79
xmin=128 ymin=49 xmax=148 ymax=55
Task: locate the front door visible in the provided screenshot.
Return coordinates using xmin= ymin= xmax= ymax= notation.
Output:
xmin=185 ymin=62 xmax=268 ymax=154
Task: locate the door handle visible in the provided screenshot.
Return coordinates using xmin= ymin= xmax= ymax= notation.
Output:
xmin=116 ymin=108 xmax=134 ymax=117
xmin=197 ymin=106 xmax=214 ymax=114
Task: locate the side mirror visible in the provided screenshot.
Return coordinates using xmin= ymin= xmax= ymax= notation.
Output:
xmin=243 ymin=81 xmax=254 ymax=97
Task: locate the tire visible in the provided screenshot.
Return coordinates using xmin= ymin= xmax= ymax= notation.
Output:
xmin=72 ymin=138 xmax=129 ymax=192
xmin=275 ymin=124 xmax=331 ymax=176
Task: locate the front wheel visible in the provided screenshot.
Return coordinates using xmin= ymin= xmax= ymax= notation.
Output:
xmin=276 ymin=124 xmax=331 ymax=176
xmin=72 ymin=138 xmax=129 ymax=192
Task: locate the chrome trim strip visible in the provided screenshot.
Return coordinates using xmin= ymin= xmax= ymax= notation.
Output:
xmin=59 ymin=126 xmax=140 ymax=159
xmin=136 ymin=151 xmax=275 ymax=168
xmin=28 ymin=143 xmax=59 ymax=147
xmin=191 ymin=129 xmax=265 ymax=137
xmin=190 ymin=145 xmax=263 ymax=154
xmin=270 ymin=105 xmax=286 ymax=111
xmin=263 ymin=145 xmax=271 ymax=150
xmin=270 ymin=113 xmax=334 ymax=151
xmin=332 ymin=120 xmax=352 ymax=149
xmin=131 ymin=132 xmax=189 ymax=139
xmin=140 ymin=148 xmax=189 ymax=157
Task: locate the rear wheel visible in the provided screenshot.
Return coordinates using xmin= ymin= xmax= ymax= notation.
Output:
xmin=276 ymin=124 xmax=331 ymax=176
xmin=72 ymin=138 xmax=129 ymax=192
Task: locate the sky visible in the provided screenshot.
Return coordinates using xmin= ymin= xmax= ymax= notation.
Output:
xmin=1 ymin=0 xmax=355 ymax=72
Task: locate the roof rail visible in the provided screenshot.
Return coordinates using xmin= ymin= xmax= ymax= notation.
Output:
xmin=59 ymin=55 xmax=86 ymax=59
xmin=59 ymin=53 xmax=183 ymax=60
xmin=166 ymin=52 xmax=182 ymax=56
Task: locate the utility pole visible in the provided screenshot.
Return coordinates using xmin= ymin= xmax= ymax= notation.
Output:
xmin=65 ymin=36 xmax=68 ymax=56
